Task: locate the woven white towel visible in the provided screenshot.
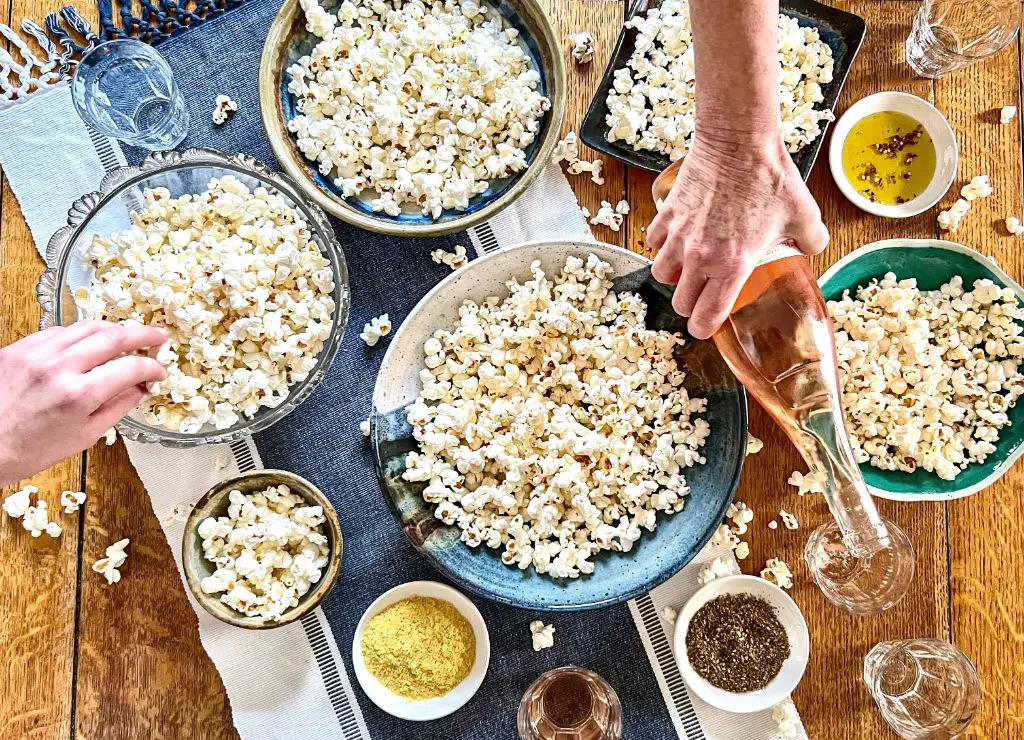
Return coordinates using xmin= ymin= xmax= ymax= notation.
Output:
xmin=0 ymin=82 xmax=806 ymax=740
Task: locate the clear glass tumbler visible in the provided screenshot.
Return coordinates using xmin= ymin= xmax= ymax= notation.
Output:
xmin=71 ymin=39 xmax=189 ymax=150
xmin=518 ymin=667 xmax=623 ymax=740
xmin=906 ymin=0 xmax=1020 ymax=78
xmin=864 ymin=638 xmax=981 ymax=739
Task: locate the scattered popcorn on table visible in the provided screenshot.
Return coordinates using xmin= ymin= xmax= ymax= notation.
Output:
xmin=93 ymin=538 xmax=130 ymax=584
xmin=606 ymin=0 xmax=834 ymax=160
xmin=580 ymin=205 xmax=591 ymax=219
xmin=286 ymin=0 xmax=550 ymax=219
xmin=697 ymin=556 xmax=740 ymax=585
xmin=554 ymin=132 xmax=605 ymax=184
xmin=590 ymin=200 xmax=625 ymax=231
xmin=961 ymin=175 xmax=993 ymax=201
xmin=103 ymin=427 xmax=117 ymax=446
xmin=761 ymin=557 xmax=793 ymax=589
xmin=710 ymin=522 xmax=740 ymax=550
xmin=197 ymin=485 xmax=330 ymax=621
xmin=2 ymin=484 xmax=35 ymax=519
xmin=937 ymin=198 xmax=971 ymax=232
xmin=1000 ymin=105 xmax=1018 ymax=124
xmin=614 ymin=200 xmax=630 ymax=216
xmin=22 ymin=499 xmax=61 ymax=538
xmin=530 ymin=620 xmax=555 ymax=651
xmin=60 ymin=490 xmax=86 ymax=515
xmin=727 ymin=501 xmax=754 ymax=535
xmin=734 ymin=541 xmax=750 ymax=560
xmin=75 ymin=177 xmax=336 ymax=434
xmin=787 ymin=469 xmax=826 ymax=495
xmin=772 ymin=698 xmax=802 ymax=740
xmin=403 ymin=254 xmax=710 ymax=579
xmin=746 ymin=434 xmax=764 ymax=455
xmin=360 ymin=418 xmax=371 ymax=437
xmin=360 ymin=314 xmax=392 ymax=347
xmin=431 ymin=245 xmax=469 ymax=272
xmin=660 ymin=606 xmax=678 ymax=625
xmin=768 ymin=520 xmax=778 ymax=530
xmin=567 ymin=157 xmax=605 ymax=185
xmin=829 ymin=273 xmax=1023 ymax=480
xmin=569 ymin=31 xmax=595 ymax=64
xmin=212 ymin=94 xmax=237 ymax=125
xmin=1006 ymin=216 xmax=1024 ymax=236
xmin=779 ymin=509 xmax=799 ymax=530
xmin=160 ymin=503 xmax=192 ymax=525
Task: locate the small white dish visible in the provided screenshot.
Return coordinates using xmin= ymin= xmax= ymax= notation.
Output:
xmin=352 ymin=580 xmax=490 ymax=721
xmin=673 ymin=574 xmax=809 ymax=714
xmin=828 ymin=91 xmax=958 ymax=218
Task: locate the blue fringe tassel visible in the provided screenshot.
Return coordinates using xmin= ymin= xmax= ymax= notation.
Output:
xmin=97 ymin=0 xmax=246 ymax=44
xmin=43 ymin=6 xmax=99 ymax=76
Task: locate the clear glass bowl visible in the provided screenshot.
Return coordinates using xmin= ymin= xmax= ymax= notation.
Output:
xmin=37 ymin=148 xmax=350 ymax=447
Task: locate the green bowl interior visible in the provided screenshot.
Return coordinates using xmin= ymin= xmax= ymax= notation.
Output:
xmin=821 ymin=244 xmax=1024 ymax=496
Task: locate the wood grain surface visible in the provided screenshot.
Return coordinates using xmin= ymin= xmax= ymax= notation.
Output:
xmin=0 ymin=1 xmax=1021 ymax=738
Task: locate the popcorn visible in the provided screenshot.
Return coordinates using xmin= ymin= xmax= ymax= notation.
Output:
xmin=606 ymin=0 xmax=834 ymax=159
xmin=937 ymin=198 xmax=971 ymax=231
xmin=1006 ymin=216 xmax=1024 ymax=236
xmin=554 ymin=132 xmax=605 ymax=184
xmin=960 ymin=175 xmax=993 ymax=201
xmin=761 ymin=557 xmax=793 ymax=589
xmin=727 ymin=501 xmax=754 ymax=535
xmin=287 ymin=0 xmax=551 ymax=219
xmin=569 ymin=31 xmax=595 ymax=64
xmin=60 ymin=490 xmax=86 ymax=515
xmin=160 ymin=503 xmax=192 ymax=525
xmin=768 ymin=520 xmax=778 ymax=530
xmin=530 ymin=620 xmax=555 ymax=651
xmin=360 ymin=418 xmax=371 ymax=437
xmin=746 ymin=434 xmax=764 ymax=455
xmin=22 ymin=499 xmax=61 ymax=538
xmin=590 ymin=200 xmax=625 ymax=231
xmin=787 ymin=469 xmax=825 ymax=495
xmin=660 ymin=606 xmax=678 ymax=624
xmin=697 ymin=555 xmax=739 ymax=584
xmin=553 ymin=132 xmax=581 ymax=165
xmin=829 ymin=273 xmax=1023 ymax=480
xmin=76 ymin=177 xmax=336 ymax=434
xmin=404 ymin=254 xmax=709 ymax=579
xmin=197 ymin=485 xmax=330 ymax=621
xmin=93 ymin=538 xmax=129 ymax=584
xmin=1000 ymin=105 xmax=1017 ymax=124
xmin=431 ymin=245 xmax=469 ymax=272
xmin=772 ymin=699 xmax=802 ymax=740
xmin=779 ymin=509 xmax=799 ymax=530
xmin=212 ymin=94 xmax=237 ymax=125
xmin=360 ymin=314 xmax=392 ymax=347
xmin=3 ymin=484 xmax=35 ymax=519
xmin=734 ymin=541 xmax=750 ymax=560
xmin=103 ymin=427 xmax=117 ymax=446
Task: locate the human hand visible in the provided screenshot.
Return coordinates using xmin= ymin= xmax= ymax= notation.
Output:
xmin=647 ymin=133 xmax=829 ymax=339
xmin=0 ymin=321 xmax=168 ymax=485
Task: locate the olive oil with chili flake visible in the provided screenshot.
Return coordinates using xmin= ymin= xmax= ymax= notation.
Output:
xmin=842 ymin=111 xmax=936 ymax=206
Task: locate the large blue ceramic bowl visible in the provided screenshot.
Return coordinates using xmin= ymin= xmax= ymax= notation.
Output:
xmin=371 ymin=241 xmax=747 ymax=610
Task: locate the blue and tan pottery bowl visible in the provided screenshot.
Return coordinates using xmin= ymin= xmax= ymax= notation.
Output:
xmin=259 ymin=0 xmax=566 ymax=237
xmin=820 ymin=238 xmax=1024 ymax=501
xmin=370 ymin=240 xmax=747 ymax=610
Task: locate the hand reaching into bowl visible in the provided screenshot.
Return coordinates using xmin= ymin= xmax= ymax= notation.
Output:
xmin=0 ymin=321 xmax=167 ymax=486
xmin=647 ymin=0 xmax=830 ymax=340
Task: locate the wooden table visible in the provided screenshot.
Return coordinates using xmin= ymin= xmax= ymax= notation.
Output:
xmin=2 ymin=1 xmax=1022 ymax=737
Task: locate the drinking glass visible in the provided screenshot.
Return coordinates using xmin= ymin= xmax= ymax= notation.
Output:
xmin=71 ymin=39 xmax=189 ymax=150
xmin=864 ymin=638 xmax=981 ymax=739
xmin=518 ymin=666 xmax=622 ymax=740
xmin=906 ymin=0 xmax=1020 ymax=78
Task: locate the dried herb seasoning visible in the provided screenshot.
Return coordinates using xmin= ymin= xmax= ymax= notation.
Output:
xmin=686 ymin=593 xmax=790 ymax=693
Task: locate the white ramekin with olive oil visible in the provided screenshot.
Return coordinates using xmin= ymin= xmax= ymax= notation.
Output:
xmin=829 ymin=91 xmax=958 ymax=218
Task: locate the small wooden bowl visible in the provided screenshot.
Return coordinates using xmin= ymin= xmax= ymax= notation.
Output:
xmin=182 ymin=470 xmax=342 ymax=629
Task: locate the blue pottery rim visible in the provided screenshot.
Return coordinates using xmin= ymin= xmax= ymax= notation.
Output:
xmin=820 ymin=238 xmax=1024 ymax=501
xmin=369 ymin=240 xmax=748 ymax=611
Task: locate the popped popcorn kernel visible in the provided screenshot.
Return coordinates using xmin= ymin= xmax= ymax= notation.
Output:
xmin=530 ymin=620 xmax=555 ymax=651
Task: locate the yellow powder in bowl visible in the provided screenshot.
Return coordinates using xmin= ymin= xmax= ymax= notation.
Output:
xmin=361 ymin=596 xmax=476 ymax=700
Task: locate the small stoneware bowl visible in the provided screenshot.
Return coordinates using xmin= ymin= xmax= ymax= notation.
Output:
xmin=352 ymin=580 xmax=490 ymax=721
xmin=828 ymin=91 xmax=958 ymax=217
xmin=820 ymin=238 xmax=1024 ymax=501
xmin=674 ymin=574 xmax=810 ymax=714
xmin=182 ymin=469 xmax=342 ymax=629
xmin=259 ymin=0 xmax=566 ymax=236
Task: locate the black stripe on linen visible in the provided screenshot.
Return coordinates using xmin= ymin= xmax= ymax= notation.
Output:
xmin=301 ymin=612 xmax=367 ymax=739
xmin=635 ymin=593 xmax=707 ymax=740
xmin=469 ymin=220 xmax=501 ymax=254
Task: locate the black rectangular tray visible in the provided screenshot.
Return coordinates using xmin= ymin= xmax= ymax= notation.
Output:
xmin=579 ymin=0 xmax=867 ymax=181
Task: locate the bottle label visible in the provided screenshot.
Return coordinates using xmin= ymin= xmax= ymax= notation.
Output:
xmin=757 ymin=242 xmax=802 ymax=267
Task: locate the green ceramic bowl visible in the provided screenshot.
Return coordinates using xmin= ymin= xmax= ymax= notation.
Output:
xmin=820 ymin=238 xmax=1024 ymax=501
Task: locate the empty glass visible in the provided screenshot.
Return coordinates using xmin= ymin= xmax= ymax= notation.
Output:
xmin=71 ymin=39 xmax=189 ymax=150
xmin=906 ymin=0 xmax=1020 ymax=78
xmin=864 ymin=638 xmax=981 ymax=739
